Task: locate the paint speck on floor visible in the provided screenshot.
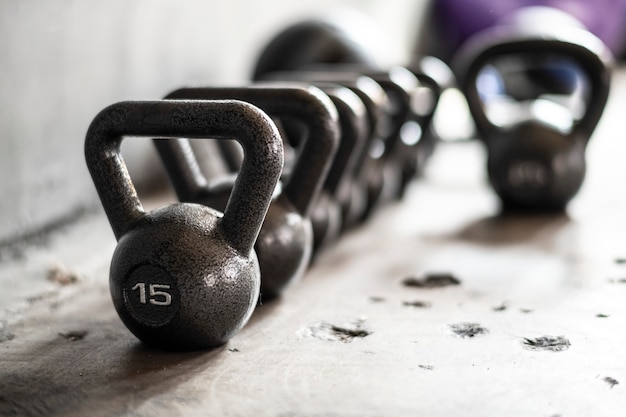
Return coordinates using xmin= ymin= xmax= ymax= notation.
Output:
xmin=449 ymin=322 xmax=488 ymax=338
xmin=403 ymin=273 xmax=461 ymax=288
xmin=297 ymin=319 xmax=371 ymax=343
xmin=522 ymin=335 xmax=570 ymax=352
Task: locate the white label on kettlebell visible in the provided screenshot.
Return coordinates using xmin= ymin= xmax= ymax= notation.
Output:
xmin=131 ymin=283 xmax=173 ymax=306
xmin=508 ymin=161 xmax=547 ymax=189
xmin=124 ymin=265 xmax=180 ymax=327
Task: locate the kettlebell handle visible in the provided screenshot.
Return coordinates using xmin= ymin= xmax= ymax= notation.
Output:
xmin=455 ymin=27 xmax=613 ymax=142
xmin=165 ymin=85 xmax=340 ymax=218
xmin=152 ymin=137 xmax=209 ymax=203
xmin=84 ymin=100 xmax=284 ymax=255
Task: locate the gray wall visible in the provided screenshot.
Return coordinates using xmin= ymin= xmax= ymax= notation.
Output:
xmin=0 ymin=0 xmax=426 ymax=244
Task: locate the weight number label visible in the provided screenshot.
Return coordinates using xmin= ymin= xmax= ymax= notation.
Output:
xmin=508 ymin=161 xmax=547 ymax=188
xmin=124 ymin=265 xmax=179 ymax=326
xmin=131 ymin=282 xmax=173 ymax=306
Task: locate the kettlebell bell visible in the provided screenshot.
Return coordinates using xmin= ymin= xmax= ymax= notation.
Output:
xmin=454 ymin=8 xmax=613 ymax=210
xmin=159 ymin=85 xmax=340 ymax=298
xmin=84 ymin=100 xmax=283 ymax=350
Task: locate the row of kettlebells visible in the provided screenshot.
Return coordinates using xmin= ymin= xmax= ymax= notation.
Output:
xmin=85 ymin=13 xmax=612 ymax=351
xmin=84 ymin=72 xmax=445 ymax=351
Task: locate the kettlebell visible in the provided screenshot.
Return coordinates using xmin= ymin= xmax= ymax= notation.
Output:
xmin=406 ymin=55 xmax=456 ymax=174
xmin=359 ymin=66 xmax=425 ymax=201
xmin=454 ymin=8 xmax=613 ymax=210
xmin=275 ymin=83 xmax=369 ymax=246
xmin=253 ymin=19 xmax=448 ymax=206
xmin=251 ymin=18 xmax=380 ymax=81
xmin=257 ymin=70 xmax=390 ymax=228
xmin=313 ymin=65 xmax=423 ymax=205
xmin=159 ymin=85 xmax=340 ymax=299
xmin=251 ymin=19 xmax=396 ymax=218
xmin=84 ymin=100 xmax=283 ymax=350
xmin=414 ymin=0 xmax=626 ymax=64
xmin=317 ymin=84 xmax=370 ymax=232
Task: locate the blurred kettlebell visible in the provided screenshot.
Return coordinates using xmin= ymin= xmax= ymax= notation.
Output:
xmin=251 ymin=19 xmax=399 ymax=215
xmin=454 ymin=7 xmax=613 ymax=210
xmin=252 ymin=18 xmax=380 ymax=81
xmin=159 ymin=85 xmax=340 ymax=299
xmin=415 ymin=0 xmax=626 ymax=64
xmin=258 ymin=70 xmax=391 ymax=226
xmin=85 ymin=100 xmax=283 ymax=350
xmin=274 ymin=82 xmax=369 ymax=246
xmin=253 ymin=18 xmax=448 ymax=209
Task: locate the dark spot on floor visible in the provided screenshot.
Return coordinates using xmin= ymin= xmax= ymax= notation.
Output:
xmin=449 ymin=322 xmax=488 ymax=338
xmin=0 ymin=331 xmax=15 ymax=343
xmin=58 ymin=330 xmax=88 ymax=341
xmin=402 ymin=300 xmax=431 ymax=308
xmin=418 ymin=365 xmax=434 ymax=371
xmin=228 ymin=348 xmax=240 ymax=353
xmin=609 ymin=278 xmax=626 ymax=284
xmin=603 ymin=376 xmax=619 ymax=389
xmin=596 ymin=313 xmax=610 ymax=318
xmin=0 ymin=321 xmax=15 ymax=343
xmin=522 ymin=335 xmax=570 ymax=352
xmin=519 ymin=308 xmax=533 ymax=314
xmin=26 ymin=291 xmax=58 ymax=306
xmin=330 ymin=325 xmax=370 ymax=340
xmin=47 ymin=263 xmax=81 ymax=286
xmin=492 ymin=303 xmax=507 ymax=312
xmin=403 ymin=273 xmax=461 ymax=288
xmin=369 ymin=296 xmax=385 ymax=303
xmin=298 ymin=319 xmax=371 ymax=343
xmin=614 ymin=258 xmax=626 ymax=264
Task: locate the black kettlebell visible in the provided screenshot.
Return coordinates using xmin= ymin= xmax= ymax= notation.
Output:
xmin=251 ymin=19 xmax=397 ymax=216
xmin=84 ymin=100 xmax=283 ymax=350
xmin=355 ymin=66 xmax=424 ymax=202
xmin=275 ymin=82 xmax=369 ymax=247
xmin=454 ymin=11 xmax=612 ymax=211
xmin=159 ymin=85 xmax=340 ymax=299
xmin=253 ymin=19 xmax=447 ymax=206
xmin=406 ymin=55 xmax=456 ymax=174
xmin=257 ymin=70 xmax=392 ymax=228
xmin=252 ymin=18 xmax=380 ymax=81
xmin=316 ymin=84 xmax=370 ymax=232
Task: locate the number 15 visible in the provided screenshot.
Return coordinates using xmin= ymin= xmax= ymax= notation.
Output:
xmin=131 ymin=283 xmax=172 ymax=306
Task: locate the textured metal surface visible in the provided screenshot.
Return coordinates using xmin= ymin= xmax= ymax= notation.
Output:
xmin=310 ymin=84 xmax=369 ymax=247
xmin=250 ymin=17 xmax=443 ymax=203
xmin=84 ymin=100 xmax=284 ymax=350
xmin=454 ymin=13 xmax=613 ymax=210
xmin=166 ymin=85 xmax=340 ymax=218
xmin=346 ymin=66 xmax=425 ymax=200
xmin=154 ymin=137 xmax=314 ymax=301
xmin=160 ymin=85 xmax=340 ymax=298
xmin=262 ymin=71 xmax=398 ymax=226
xmin=275 ymin=83 xmax=370 ymax=250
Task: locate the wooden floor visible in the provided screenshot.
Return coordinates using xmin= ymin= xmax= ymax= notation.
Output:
xmin=2 ymin=70 xmax=626 ymax=417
